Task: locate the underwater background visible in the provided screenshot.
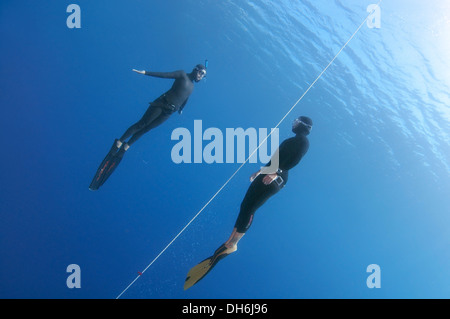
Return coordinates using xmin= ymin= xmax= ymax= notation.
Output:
xmin=1 ymin=0 xmax=449 ymax=298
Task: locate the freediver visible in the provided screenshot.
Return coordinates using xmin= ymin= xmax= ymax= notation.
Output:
xmin=89 ymin=64 xmax=207 ymax=191
xmin=184 ymin=116 xmax=313 ymax=290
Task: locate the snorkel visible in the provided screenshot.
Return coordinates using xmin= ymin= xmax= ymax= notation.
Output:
xmin=202 ymin=60 xmax=208 ymax=82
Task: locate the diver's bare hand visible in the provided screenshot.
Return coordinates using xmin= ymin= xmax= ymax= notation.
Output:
xmin=132 ymin=69 xmax=146 ymax=74
xmin=262 ymin=174 xmax=278 ymax=185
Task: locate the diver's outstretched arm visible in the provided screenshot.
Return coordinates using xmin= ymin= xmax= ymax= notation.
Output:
xmin=132 ymin=68 xmax=184 ymax=79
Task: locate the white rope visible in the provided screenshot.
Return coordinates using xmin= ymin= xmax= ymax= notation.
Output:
xmin=116 ymin=0 xmax=382 ymax=299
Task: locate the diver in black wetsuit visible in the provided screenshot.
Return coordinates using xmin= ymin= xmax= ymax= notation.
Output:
xmin=184 ymin=116 xmax=313 ymax=290
xmin=120 ymin=65 xmax=206 ymax=148
xmin=89 ymin=64 xmax=207 ymax=191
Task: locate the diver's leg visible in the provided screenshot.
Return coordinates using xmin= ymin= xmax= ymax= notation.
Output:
xmin=234 ymin=175 xmax=280 ymax=234
xmin=126 ymin=111 xmax=171 ymax=146
xmin=184 ymin=178 xmax=280 ymax=290
xmin=119 ymin=105 xmax=163 ymax=144
xmin=118 ymin=120 xmax=145 ymax=144
xmin=224 ymin=228 xmax=245 ymax=250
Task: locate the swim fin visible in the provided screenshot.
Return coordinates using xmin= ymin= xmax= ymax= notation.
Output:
xmin=184 ymin=244 xmax=236 ymax=290
xmin=89 ymin=139 xmax=126 ymax=191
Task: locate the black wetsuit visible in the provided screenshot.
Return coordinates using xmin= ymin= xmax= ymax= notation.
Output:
xmin=119 ymin=70 xmax=194 ymax=146
xmin=234 ymin=134 xmax=310 ymax=233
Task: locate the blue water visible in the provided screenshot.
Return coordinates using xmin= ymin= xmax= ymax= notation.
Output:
xmin=1 ymin=0 xmax=449 ymax=299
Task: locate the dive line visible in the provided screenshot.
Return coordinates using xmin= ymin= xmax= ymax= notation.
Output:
xmin=116 ymin=0 xmax=382 ymax=299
